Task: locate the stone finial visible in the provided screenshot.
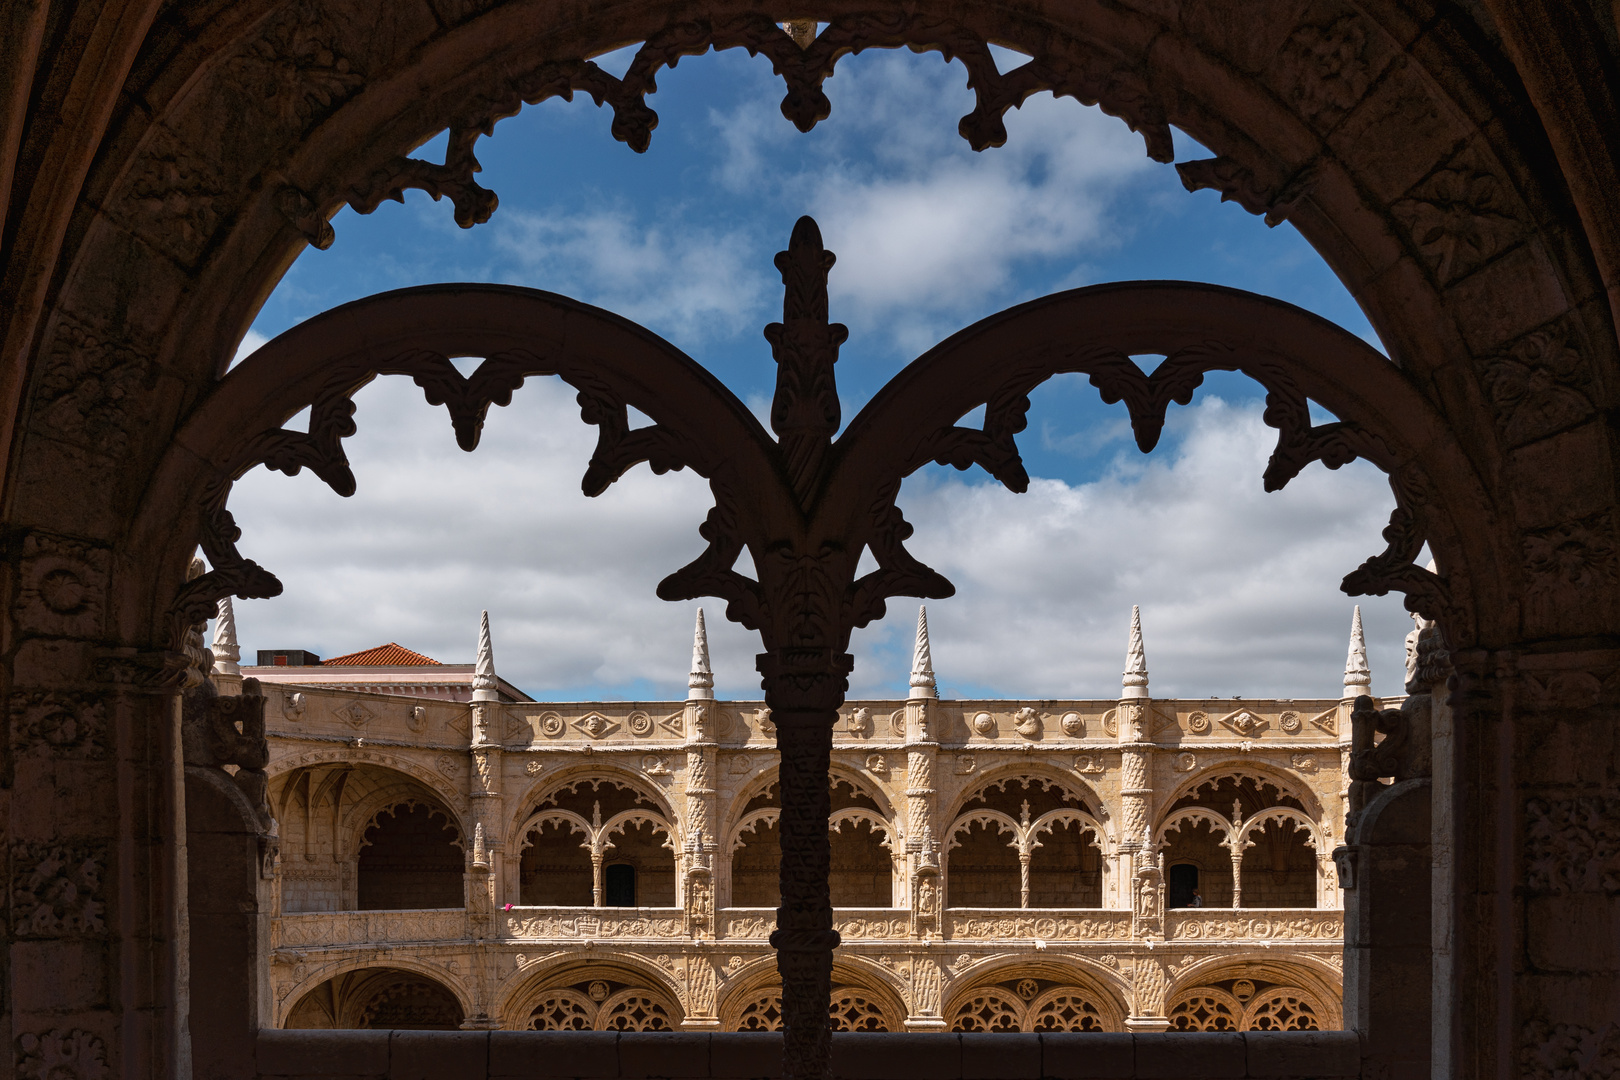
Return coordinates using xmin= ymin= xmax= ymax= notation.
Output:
xmin=1343 ymin=605 xmax=1372 ymax=698
xmin=688 ymin=608 xmax=714 ymax=701
xmin=1122 ymin=605 xmax=1149 ymax=699
xmin=472 ymin=610 xmax=498 ymax=702
xmin=909 ymin=606 xmax=937 ymax=699
xmin=211 ymin=596 xmax=241 ymax=678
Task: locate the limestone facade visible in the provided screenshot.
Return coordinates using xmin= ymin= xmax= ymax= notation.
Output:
xmin=258 ymin=609 xmax=1352 ymax=1034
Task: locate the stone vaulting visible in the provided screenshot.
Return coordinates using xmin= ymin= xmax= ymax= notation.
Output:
xmin=3 ymin=1 xmax=1620 ymax=1078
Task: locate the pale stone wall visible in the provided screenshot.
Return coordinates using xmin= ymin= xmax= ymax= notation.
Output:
xmin=262 ymin=684 xmax=1352 ymax=1033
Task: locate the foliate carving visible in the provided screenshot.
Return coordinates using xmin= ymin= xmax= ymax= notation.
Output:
xmin=506 ymin=912 xmax=685 ymax=938
xmin=1277 ymin=16 xmax=1371 ymax=119
xmin=729 ymin=754 xmax=754 ymax=776
xmin=35 ymin=317 xmax=154 ymax=458
xmin=1523 ymin=511 xmax=1617 ymax=621
xmin=1175 ymin=156 xmax=1316 ymax=227
xmin=1308 ymin=709 xmax=1337 ymax=736
xmin=948 ymin=913 xmax=1132 ymax=941
xmin=1073 ymin=754 xmax=1105 ymax=775
xmin=275 ymin=185 xmax=335 ymax=250
xmin=15 ymin=1029 xmax=109 ymax=1080
xmin=1168 ymin=912 xmax=1344 ymax=940
xmin=1520 ymin=1020 xmax=1620 ymax=1080
xmin=11 ymin=842 xmax=106 ymax=937
xmin=1392 ymin=167 xmax=1522 ymax=285
xmin=123 ymin=127 xmax=225 ymax=262
xmin=13 ymin=532 xmax=110 ymax=637
xmin=1342 ymin=504 xmax=1453 ymax=625
xmin=1481 ymin=328 xmax=1592 ymax=445
xmin=435 ymin=754 xmax=459 ymax=777
xmin=526 ymin=759 xmax=544 ymax=776
xmin=8 ymin=692 xmax=106 ymax=757
xmin=227 ymin=0 xmax=364 ymax=131
xmin=1525 ymin=793 xmax=1620 ymax=894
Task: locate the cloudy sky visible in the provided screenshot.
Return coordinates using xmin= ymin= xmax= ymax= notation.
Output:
xmin=227 ymin=44 xmax=1414 ymax=702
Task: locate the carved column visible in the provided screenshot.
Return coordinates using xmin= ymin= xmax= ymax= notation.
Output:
xmin=761 ymin=647 xmax=849 ymax=1080
xmin=683 ymin=614 xmax=718 ymax=939
xmin=465 ymin=702 xmax=502 ymax=1027
xmin=903 ymin=693 xmax=940 ymax=943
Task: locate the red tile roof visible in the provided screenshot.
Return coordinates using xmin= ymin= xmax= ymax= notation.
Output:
xmin=321 ymin=643 xmax=442 ymax=666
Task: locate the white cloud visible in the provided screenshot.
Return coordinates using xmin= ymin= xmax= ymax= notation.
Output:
xmin=231 ymin=329 xmax=269 ymax=369
xmin=490 ymin=208 xmax=768 ymax=345
xmin=706 ymin=51 xmax=1157 ymax=353
xmin=226 ymin=378 xmax=1412 ymax=704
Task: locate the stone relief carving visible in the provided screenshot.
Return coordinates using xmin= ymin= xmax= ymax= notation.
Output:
xmin=1186 ymin=711 xmax=1211 ymax=734
xmin=627 ymin=711 xmax=654 ymax=736
xmin=1392 ymin=166 xmax=1523 ymax=285
xmin=721 ymin=915 xmax=773 ymax=940
xmin=1277 ymin=15 xmax=1371 ymax=120
xmin=1173 ymin=752 xmax=1197 ymax=772
xmin=226 ymin=0 xmax=364 ymax=132
xmin=336 ymin=700 xmax=375 ymax=727
xmin=577 ymin=713 xmax=617 ymax=739
xmin=1291 ymin=754 xmax=1319 ymax=773
xmin=865 ymin=754 xmax=889 ymax=777
xmin=1481 ymin=327 xmax=1592 ymax=445
xmin=407 ymin=705 xmax=427 ymax=731
xmin=1278 ymin=710 xmax=1301 ymax=734
xmin=122 ymin=127 xmax=226 ymax=264
xmin=1168 ymin=913 xmax=1343 ymax=940
xmin=525 ymin=759 xmax=543 ymax=776
xmin=755 ymin=707 xmax=775 ymax=736
xmin=1520 ymin=1020 xmax=1620 ymax=1080
xmin=13 ymin=532 xmax=110 ymax=638
xmin=847 ymin=707 xmax=873 ymax=738
xmin=34 ymin=318 xmax=155 ymax=460
xmin=8 ymin=692 xmax=106 ymax=757
xmin=1523 ymin=511 xmax=1617 ymax=625
xmin=283 ymin=692 xmax=306 ymax=720
xmin=1175 ymin=156 xmax=1317 ymax=227
xmin=15 ymin=1029 xmax=109 ymax=1080
xmin=642 ymin=754 xmax=672 ymax=777
xmin=1060 ymin=712 xmax=1084 ymax=737
xmin=729 ymin=754 xmax=754 ymax=775
xmin=1013 ymin=707 xmax=1042 ymax=739
xmin=435 ymin=754 xmax=459 ymax=777
xmin=948 ymin=914 xmax=1132 ymax=941
xmin=535 ymin=712 xmax=565 ymax=737
xmin=972 ymin=712 xmax=996 ymax=737
xmin=1073 ymin=754 xmax=1105 ymax=774
xmin=1131 ymin=957 xmax=1169 ymax=1017
xmin=1308 ymin=708 xmax=1336 ymax=736
xmin=1525 ymin=793 xmax=1620 ymax=894
xmin=1219 ymin=709 xmax=1269 ymax=737
xmin=506 ymin=912 xmax=684 ymax=938
xmin=10 ymin=842 xmax=106 ymax=937
xmin=834 ymin=915 xmax=910 ymax=939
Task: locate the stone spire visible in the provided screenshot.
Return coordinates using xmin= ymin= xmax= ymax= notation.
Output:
xmin=211 ymin=595 xmax=241 ymax=678
xmin=909 ymin=605 xmax=937 ymax=699
xmin=688 ymin=608 xmax=714 ymax=700
xmin=1122 ymin=605 xmax=1149 ymax=699
xmin=471 ymin=610 xmax=498 ymax=702
xmin=1343 ymin=605 xmax=1372 ymax=698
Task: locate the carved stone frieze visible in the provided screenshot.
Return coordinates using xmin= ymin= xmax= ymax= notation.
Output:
xmin=13 ymin=532 xmax=110 ymax=638
xmin=1276 ymin=15 xmax=1371 ymax=121
xmin=15 ymin=1029 xmax=109 ymax=1080
xmin=10 ymin=841 xmax=107 ymax=937
xmin=1521 ymin=1020 xmax=1620 ymax=1080
xmin=947 ymin=913 xmax=1132 ymax=941
xmin=1481 ymin=327 xmax=1593 ymax=445
xmin=8 ymin=692 xmax=107 ymax=757
xmin=226 ymin=0 xmax=365 ymax=134
xmin=505 ymin=911 xmax=684 ymax=939
xmin=1525 ymin=793 xmax=1620 ymax=894
xmin=1392 ymin=166 xmax=1523 ymax=286
xmin=1167 ymin=912 xmax=1344 ymax=940
xmin=276 ymin=910 xmax=467 ymax=947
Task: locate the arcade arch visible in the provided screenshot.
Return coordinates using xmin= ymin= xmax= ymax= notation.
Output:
xmin=501 ymin=958 xmax=685 ymax=1031
xmin=1158 ymin=771 xmax=1326 ymax=909
xmin=282 ymin=966 xmax=466 ymax=1030
xmin=942 ymin=959 xmax=1127 ymax=1033
xmin=946 ymin=773 xmax=1108 ymax=909
xmin=515 ymin=777 xmax=677 ymax=908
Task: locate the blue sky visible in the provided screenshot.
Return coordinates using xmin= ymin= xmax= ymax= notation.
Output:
xmin=228 ymin=44 xmax=1411 ymax=701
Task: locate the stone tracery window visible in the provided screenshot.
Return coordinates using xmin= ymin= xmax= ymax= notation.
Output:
xmin=948 ymin=978 xmax=1118 ymax=1032
xmin=524 ymin=977 xmax=680 ymax=1030
xmin=1167 ymin=988 xmax=1242 ymax=1031
xmin=1167 ymin=979 xmax=1326 ymax=1031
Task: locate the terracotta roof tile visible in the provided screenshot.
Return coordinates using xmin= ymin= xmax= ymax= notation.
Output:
xmin=321 ymin=643 xmax=442 ymax=666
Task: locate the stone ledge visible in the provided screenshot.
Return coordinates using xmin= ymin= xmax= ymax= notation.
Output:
xmin=256 ymin=1029 xmax=1362 ymax=1079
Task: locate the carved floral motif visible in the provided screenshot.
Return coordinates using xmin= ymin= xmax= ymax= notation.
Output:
xmin=227 ymin=0 xmax=364 ymax=132
xmin=1393 ymin=167 xmax=1522 ymax=285
xmin=11 ymin=842 xmax=106 ymax=937
xmin=8 ymin=692 xmax=106 ymax=757
xmin=1520 ymin=1020 xmax=1620 ymax=1080
xmin=504 ymin=912 xmax=684 ymax=939
xmin=1526 ymin=794 xmax=1620 ymax=894
xmin=1168 ymin=913 xmax=1343 ymax=940
xmin=1277 ymin=15 xmax=1370 ymax=119
xmin=1481 ymin=328 xmax=1592 ymax=445
xmin=13 ymin=532 xmax=110 ymax=638
xmin=15 ymin=1029 xmax=109 ymax=1080
xmin=948 ymin=913 xmax=1132 ymax=941
xmin=1522 ymin=511 xmax=1618 ymax=625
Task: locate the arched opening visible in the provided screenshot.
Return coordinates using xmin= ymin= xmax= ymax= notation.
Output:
xmin=1240 ymin=818 xmax=1319 ymax=909
xmin=946 ymin=774 xmax=1103 ymax=909
xmin=513 ymin=963 xmax=684 ymax=1031
xmin=517 ymin=778 xmax=676 ymax=907
xmin=1167 ymin=863 xmax=1201 ymax=910
xmin=728 ymin=776 xmax=896 ymax=908
xmin=1164 ymin=773 xmax=1320 ymax=909
xmin=356 ymin=802 xmax=463 ymax=910
xmin=283 ymin=967 xmax=464 ymax=1030
xmin=1161 ymin=819 xmax=1235 ymax=909
xmin=943 ymin=969 xmax=1125 ymax=1033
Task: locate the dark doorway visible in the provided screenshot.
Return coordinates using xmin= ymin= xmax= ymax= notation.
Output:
xmin=605 ymin=863 xmax=637 ymax=906
xmin=1168 ymin=863 xmax=1200 ymax=909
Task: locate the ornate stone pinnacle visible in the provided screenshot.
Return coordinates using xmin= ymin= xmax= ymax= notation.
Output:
xmin=763 ymin=215 xmax=849 ymax=502
xmin=688 ymin=608 xmax=714 ymax=700
xmin=211 ymin=595 xmax=241 ymax=677
xmin=472 ymin=609 xmax=499 ymax=702
xmin=1122 ymin=605 xmax=1149 ymax=699
xmin=1343 ymin=605 xmax=1371 ymax=697
xmin=909 ymin=605 xmax=937 ymax=699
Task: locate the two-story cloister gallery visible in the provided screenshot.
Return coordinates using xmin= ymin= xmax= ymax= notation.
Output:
xmin=223 ymin=602 xmax=1364 ymax=1033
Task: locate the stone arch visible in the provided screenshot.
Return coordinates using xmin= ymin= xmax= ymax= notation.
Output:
xmin=497 ymin=952 xmax=686 ymax=1030
xmin=1161 ymin=761 xmax=1326 ymax=824
xmin=720 ymin=761 xmax=896 ymax=829
xmin=715 ymin=954 xmax=910 ymax=1032
xmin=947 ymin=765 xmax=1110 ymax=837
xmin=276 ymin=958 xmax=473 ymax=1029
xmin=268 ymin=750 xmax=469 ymax=835
xmin=1165 ymin=955 xmax=1344 ymax=1031
xmin=941 ymin=955 xmax=1129 ymax=1033
xmin=506 ymin=766 xmax=678 ymax=854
